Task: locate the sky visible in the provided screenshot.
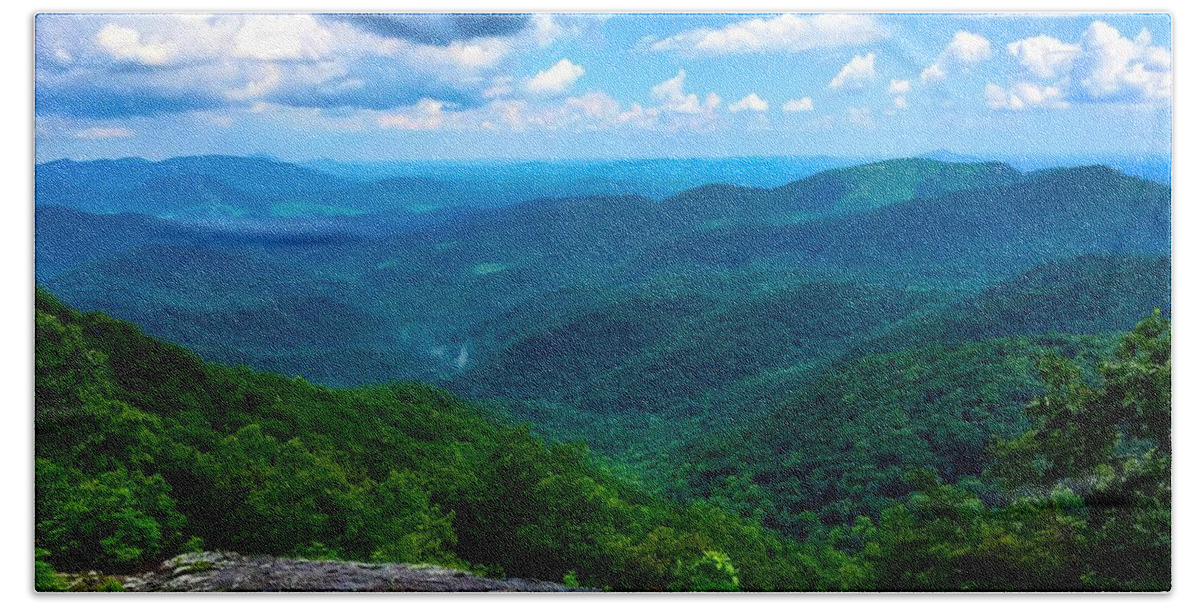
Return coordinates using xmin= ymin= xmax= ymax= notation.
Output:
xmin=33 ymin=12 xmax=1172 ymax=162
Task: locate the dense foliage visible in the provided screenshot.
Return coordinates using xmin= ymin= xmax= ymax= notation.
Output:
xmin=39 ymin=159 xmax=1169 ymax=390
xmin=670 ymin=335 xmax=1119 ymax=528
xmin=35 ymin=288 xmax=1170 ymax=591
xmin=35 ymin=289 xmax=864 ymax=591
xmin=34 ymin=156 xmax=1171 ymax=591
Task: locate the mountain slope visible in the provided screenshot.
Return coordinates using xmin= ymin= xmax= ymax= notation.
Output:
xmin=36 ymin=159 xmax=1172 ymax=406
xmin=638 ymin=165 xmax=1169 ymax=281
xmin=449 ymin=288 xmax=722 ymax=401
xmin=35 ymin=288 xmax=851 ymax=591
xmin=159 ymin=155 xmax=351 ymax=198
xmin=656 ymin=158 xmax=1024 ymax=226
xmin=864 ymin=253 xmax=1171 ymax=355
xmin=671 ymin=333 xmax=1120 ymax=530
xmin=117 ymin=173 xmax=263 ymax=218
xmin=454 ymin=280 xmax=947 ymax=417
xmin=35 ymin=206 xmax=207 ymax=280
xmin=35 ymin=155 xmax=351 ymax=217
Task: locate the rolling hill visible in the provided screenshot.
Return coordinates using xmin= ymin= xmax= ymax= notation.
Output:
xmin=35 ymin=155 xmax=352 ymax=217
xmin=635 ymin=165 xmax=1169 ymax=283
xmin=34 ymin=154 xmax=1173 ymax=592
xmin=656 ymin=158 xmax=1024 ymax=226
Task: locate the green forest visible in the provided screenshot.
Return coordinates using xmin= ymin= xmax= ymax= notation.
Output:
xmin=34 ymin=287 xmax=1169 ymax=591
xmin=30 ymin=8 xmax=1174 ymax=593
xmin=33 ymin=155 xmax=1172 ymax=592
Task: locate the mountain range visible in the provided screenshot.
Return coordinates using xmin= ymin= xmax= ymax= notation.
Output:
xmin=35 ymin=153 xmax=1171 ymax=542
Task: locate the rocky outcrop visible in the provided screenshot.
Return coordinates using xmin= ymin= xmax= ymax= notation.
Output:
xmin=122 ymin=552 xmax=594 ymax=592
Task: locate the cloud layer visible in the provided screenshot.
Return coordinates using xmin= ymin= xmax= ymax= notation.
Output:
xmin=829 ymin=53 xmax=876 ymax=91
xmin=782 ymin=97 xmax=814 ymax=112
xmin=35 ymin=14 xmax=545 ymax=118
xmin=728 ymin=93 xmax=768 ymax=113
xmin=525 ymin=59 xmax=584 ymax=95
xmin=921 ymin=31 xmax=992 ymax=82
xmin=650 ymin=14 xmax=884 ymax=55
xmin=322 ymin=14 xmax=531 ymax=46
xmin=991 ymin=20 xmax=1170 ymax=110
xmin=985 ymin=82 xmax=1068 ymax=110
xmin=33 ymin=13 xmax=1171 ymax=158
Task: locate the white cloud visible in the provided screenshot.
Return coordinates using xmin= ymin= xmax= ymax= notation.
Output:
xmin=947 ymin=31 xmax=993 ymax=63
xmin=1001 ymin=21 xmax=1170 ymax=104
xmin=893 ymin=96 xmax=908 ymax=109
xmin=74 ymin=126 xmax=135 ymax=139
xmin=1006 ymin=34 xmax=1081 ymax=79
xmin=921 ymin=31 xmax=992 ymax=82
xmin=495 ymin=101 xmax=563 ymax=130
xmin=376 ymin=98 xmax=451 ymax=130
xmin=782 ymin=97 xmax=814 ymax=112
xmin=37 ymin=14 xmax=545 ymax=119
xmin=829 ymin=53 xmax=876 ymax=91
xmin=225 ymin=64 xmax=282 ymax=100
xmin=391 ymin=36 xmax=513 ymax=74
xmin=1075 ymin=21 xmax=1170 ymax=101
xmin=650 ymin=13 xmax=885 ymax=55
xmin=532 ymin=14 xmax=564 ymax=46
xmin=985 ymin=82 xmax=1068 ymax=110
xmin=489 ymin=100 xmax=527 ymax=130
xmin=232 ymin=15 xmax=333 ymax=61
xmin=919 ymin=64 xmax=946 ymax=82
xmin=888 ymin=79 xmax=911 ymax=94
xmin=437 ymin=88 xmax=671 ymax=133
xmin=94 ymin=23 xmax=174 ymax=65
xmin=616 ymin=102 xmax=660 ymax=128
xmin=565 ymin=91 xmax=621 ymax=118
xmin=705 ymin=92 xmax=722 ymax=112
xmin=641 ymin=71 xmax=725 ymax=131
xmin=525 ymin=58 xmax=585 ymax=94
xmin=728 ymin=93 xmax=768 ymax=113
xmin=483 ymin=77 xmax=514 ymax=99
xmin=651 ymin=70 xmax=703 ymax=113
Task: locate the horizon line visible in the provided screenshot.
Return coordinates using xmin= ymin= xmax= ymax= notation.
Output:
xmin=35 ymin=150 xmax=1174 ymax=166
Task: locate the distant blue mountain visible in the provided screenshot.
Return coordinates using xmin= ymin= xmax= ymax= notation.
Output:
xmin=636 ymin=165 xmax=1169 ymax=281
xmin=38 ymin=157 xmax=1170 ymax=389
xmin=301 ymin=155 xmax=869 ymax=201
xmin=918 ymin=151 xmax=1171 ymax=185
xmin=657 ymin=158 xmax=1024 ymax=225
xmin=35 ymin=155 xmax=352 ymax=218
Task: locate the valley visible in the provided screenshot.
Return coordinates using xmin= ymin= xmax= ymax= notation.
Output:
xmin=34 ymin=153 xmax=1171 ymax=591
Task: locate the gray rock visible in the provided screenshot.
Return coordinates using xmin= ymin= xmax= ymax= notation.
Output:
xmin=122 ymin=551 xmax=595 ymax=592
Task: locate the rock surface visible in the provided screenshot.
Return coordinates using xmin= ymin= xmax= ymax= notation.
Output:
xmin=122 ymin=552 xmax=594 ymax=592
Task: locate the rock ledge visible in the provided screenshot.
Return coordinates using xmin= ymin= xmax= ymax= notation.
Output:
xmin=122 ymin=551 xmax=593 ymax=592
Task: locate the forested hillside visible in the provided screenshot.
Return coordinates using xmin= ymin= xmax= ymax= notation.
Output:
xmin=35 ymin=155 xmax=1171 ymax=591
xmin=36 ymin=158 xmax=1170 ymax=390
xmin=34 ymin=289 xmax=1171 ymax=591
xmin=35 ymin=289 xmax=863 ymax=591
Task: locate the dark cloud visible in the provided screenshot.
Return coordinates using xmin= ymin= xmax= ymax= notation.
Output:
xmin=259 ymin=55 xmax=489 ymax=112
xmin=323 ymin=13 xmax=531 ymax=46
xmin=35 ymin=84 xmax=226 ymax=119
xmin=33 ymin=14 xmax=517 ymax=119
xmin=35 ymin=59 xmax=490 ymax=119
xmin=266 ymin=83 xmax=480 ymax=113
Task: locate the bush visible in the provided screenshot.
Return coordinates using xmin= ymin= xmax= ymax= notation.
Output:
xmin=35 ymin=459 xmax=185 ymax=572
xmin=34 ymin=549 xmax=69 ymax=592
xmin=672 ymin=550 xmax=740 ymax=592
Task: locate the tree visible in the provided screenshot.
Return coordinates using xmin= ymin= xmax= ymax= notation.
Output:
xmin=992 ymin=311 xmax=1170 ymax=590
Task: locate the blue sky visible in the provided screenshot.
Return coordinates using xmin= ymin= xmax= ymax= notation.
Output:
xmin=33 ymin=12 xmax=1172 ymax=162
